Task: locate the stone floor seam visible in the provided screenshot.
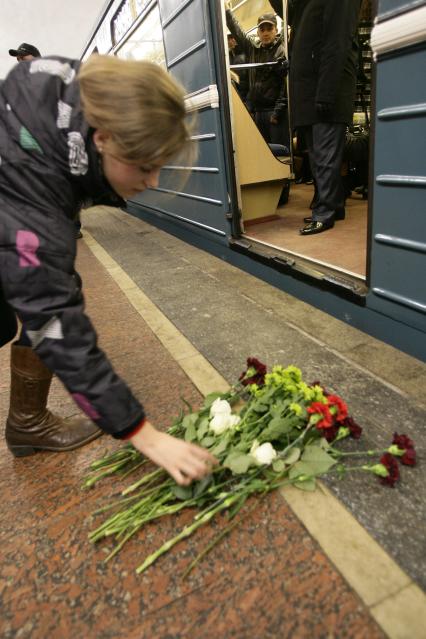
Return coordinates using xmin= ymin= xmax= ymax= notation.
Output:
xmin=284 ymin=319 xmax=412 ymax=402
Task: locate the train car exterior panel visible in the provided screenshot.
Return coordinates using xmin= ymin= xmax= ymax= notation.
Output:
xmin=367 ymin=10 xmax=426 ymax=336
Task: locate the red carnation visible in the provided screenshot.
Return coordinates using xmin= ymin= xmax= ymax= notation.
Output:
xmin=379 ymin=453 xmax=400 ymax=487
xmin=327 ymin=394 xmax=348 ymax=423
xmin=307 ymin=402 xmax=334 ymax=429
xmin=401 ymin=448 xmax=416 ymax=466
xmin=392 ymin=432 xmax=416 ymax=466
xmin=341 ymin=416 xmax=363 ymax=439
xmin=322 ymin=424 xmax=339 ymax=442
xmin=239 ymin=357 xmax=267 ymax=387
xmin=392 ymin=433 xmax=414 ymax=449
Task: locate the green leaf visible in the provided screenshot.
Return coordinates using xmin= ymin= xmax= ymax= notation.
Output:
xmin=269 ymin=399 xmax=289 ymax=418
xmin=260 ymin=417 xmax=293 ymax=441
xmin=272 ymin=459 xmax=285 ymax=473
xmin=288 ymin=461 xmax=315 ymax=480
xmin=282 ymin=447 xmax=301 ymax=465
xmin=210 ymin=437 xmax=230 ymax=456
xmin=183 ymin=413 xmax=198 ymax=429
xmin=171 ymin=485 xmax=193 ymax=500
xmin=196 ymin=416 xmax=210 ymax=440
xmin=251 ymin=402 xmax=269 ymax=413
xmin=319 ymin=438 xmax=331 ymax=450
xmin=193 ymin=475 xmax=213 ymax=498
xmin=184 ymin=420 xmax=198 ymax=442
xmin=294 ymin=477 xmax=316 ymax=491
xmin=223 ymin=452 xmax=252 ymax=474
xmin=200 ymin=436 xmax=216 ymax=447
xmin=300 ymin=444 xmax=336 ymax=474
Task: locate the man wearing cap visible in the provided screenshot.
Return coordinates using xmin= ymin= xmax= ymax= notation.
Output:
xmin=9 ymin=43 xmax=41 ymax=62
xmin=225 ymin=5 xmax=289 ymax=148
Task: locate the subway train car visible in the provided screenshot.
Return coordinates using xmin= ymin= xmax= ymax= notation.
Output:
xmin=82 ymin=0 xmax=426 ymax=361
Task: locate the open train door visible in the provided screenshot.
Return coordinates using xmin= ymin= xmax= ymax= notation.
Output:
xmin=366 ymin=2 xmax=426 ymax=342
xmin=128 ymin=0 xmax=239 ymax=241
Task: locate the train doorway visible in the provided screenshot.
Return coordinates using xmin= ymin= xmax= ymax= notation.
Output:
xmin=224 ymin=0 xmax=373 ymax=285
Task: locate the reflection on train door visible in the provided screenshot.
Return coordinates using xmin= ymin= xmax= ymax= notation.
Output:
xmin=126 ymin=0 xmax=235 ymax=238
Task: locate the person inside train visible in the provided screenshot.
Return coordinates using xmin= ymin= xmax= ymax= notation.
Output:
xmin=269 ymin=0 xmax=361 ymax=235
xmin=0 ymin=54 xmax=217 ymax=485
xmin=225 ymin=2 xmax=289 ymax=149
xmin=227 ymin=32 xmax=249 ymax=102
xmin=8 ymin=42 xmax=41 ymax=62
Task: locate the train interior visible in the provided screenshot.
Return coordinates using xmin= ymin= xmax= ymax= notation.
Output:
xmin=225 ymin=0 xmax=373 ymax=284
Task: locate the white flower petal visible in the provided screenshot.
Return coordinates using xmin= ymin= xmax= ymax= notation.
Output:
xmin=252 ymin=442 xmax=277 ymax=466
xmin=210 ymin=414 xmax=231 ymax=435
xmin=210 ymin=398 xmax=232 ymax=417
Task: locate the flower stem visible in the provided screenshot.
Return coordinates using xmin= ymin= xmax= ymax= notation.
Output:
xmin=329 ymin=448 xmax=387 ymax=458
xmin=181 ymin=498 xmax=258 ymax=580
xmin=121 ymin=468 xmax=165 ymax=495
xmin=136 ymin=495 xmax=240 ymax=574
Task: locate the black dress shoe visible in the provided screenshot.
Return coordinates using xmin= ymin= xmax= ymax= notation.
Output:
xmin=304 ymin=208 xmax=345 ymax=223
xmin=299 ymin=220 xmax=334 ymax=235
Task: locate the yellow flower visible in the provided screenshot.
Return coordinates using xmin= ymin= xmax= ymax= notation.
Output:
xmin=312 ymin=385 xmax=327 ymax=403
xmin=290 ymin=402 xmax=303 ymax=416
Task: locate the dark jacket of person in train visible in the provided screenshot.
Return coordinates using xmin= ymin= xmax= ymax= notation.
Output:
xmin=0 ymin=57 xmax=144 ymax=439
xmin=288 ymin=0 xmax=361 ymax=128
xmin=228 ymin=34 xmax=249 ymax=101
xmin=226 ymin=9 xmax=288 ymax=121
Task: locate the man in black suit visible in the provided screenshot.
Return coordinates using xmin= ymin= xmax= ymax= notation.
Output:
xmin=286 ymin=0 xmax=361 ymax=235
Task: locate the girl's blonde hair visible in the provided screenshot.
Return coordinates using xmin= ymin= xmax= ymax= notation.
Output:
xmin=78 ymin=55 xmax=192 ymax=165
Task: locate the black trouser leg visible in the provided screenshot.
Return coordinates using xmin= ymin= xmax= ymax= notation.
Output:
xmin=303 ymin=123 xmax=346 ymax=223
xmin=254 ymin=110 xmax=272 ymax=143
xmin=254 ymin=109 xmax=290 ymax=149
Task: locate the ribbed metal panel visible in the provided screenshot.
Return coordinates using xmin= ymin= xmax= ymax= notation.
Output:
xmin=378 ymin=0 xmax=426 ymax=21
xmin=131 ymin=0 xmax=231 ymax=235
xmin=367 ymin=25 xmax=426 ymax=334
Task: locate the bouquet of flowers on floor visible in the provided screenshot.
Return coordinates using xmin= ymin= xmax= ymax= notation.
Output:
xmin=84 ymin=358 xmax=417 ymax=576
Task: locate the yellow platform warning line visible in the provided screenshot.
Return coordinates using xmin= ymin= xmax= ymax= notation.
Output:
xmin=84 ymin=230 xmax=425 ymax=639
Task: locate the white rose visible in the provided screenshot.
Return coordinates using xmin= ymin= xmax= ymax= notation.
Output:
xmin=210 ymin=413 xmax=232 ymax=435
xmin=250 ymin=441 xmax=277 ymax=466
xmin=210 ymin=398 xmax=232 ymax=417
xmin=209 ymin=412 xmax=240 ymax=435
xmin=228 ymin=414 xmax=241 ymax=428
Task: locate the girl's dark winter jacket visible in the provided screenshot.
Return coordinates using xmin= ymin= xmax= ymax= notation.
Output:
xmin=0 ymin=57 xmax=145 ymax=438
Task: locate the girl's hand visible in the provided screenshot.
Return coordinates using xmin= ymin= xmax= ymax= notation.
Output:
xmin=130 ymin=421 xmax=218 ymax=486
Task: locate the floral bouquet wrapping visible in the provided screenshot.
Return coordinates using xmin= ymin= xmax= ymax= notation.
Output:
xmin=84 ymin=358 xmax=417 ymax=576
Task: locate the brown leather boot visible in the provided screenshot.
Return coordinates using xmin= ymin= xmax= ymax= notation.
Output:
xmin=5 ymin=344 xmax=102 ymax=456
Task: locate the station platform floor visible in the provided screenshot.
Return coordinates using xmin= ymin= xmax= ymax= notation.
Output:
xmin=0 ymin=205 xmax=425 ymax=639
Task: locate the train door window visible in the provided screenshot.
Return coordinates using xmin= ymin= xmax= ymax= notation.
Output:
xmin=115 ymin=3 xmax=166 ymax=66
xmin=225 ymin=0 xmax=373 ymax=283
